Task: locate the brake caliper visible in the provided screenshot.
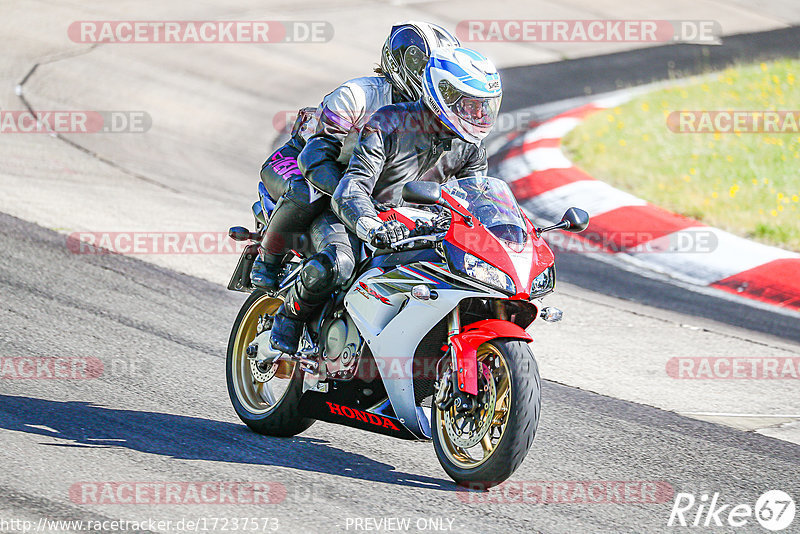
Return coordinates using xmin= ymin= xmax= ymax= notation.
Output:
xmin=442 ymin=362 xmax=496 ymax=448
xmin=434 ymin=367 xmax=455 ymax=411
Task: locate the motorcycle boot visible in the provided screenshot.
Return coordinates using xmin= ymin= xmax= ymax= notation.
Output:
xmin=250 ymin=250 xmax=283 ymax=291
xmin=270 ymin=249 xmax=338 ymax=354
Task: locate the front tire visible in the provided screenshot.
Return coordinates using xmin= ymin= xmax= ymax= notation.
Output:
xmin=433 ymin=340 xmax=540 ymax=488
xmin=226 ymin=290 xmax=315 ymax=437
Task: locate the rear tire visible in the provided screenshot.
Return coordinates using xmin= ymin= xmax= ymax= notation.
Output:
xmin=433 ymin=339 xmax=540 ymax=488
xmin=226 ymin=290 xmax=315 ymax=437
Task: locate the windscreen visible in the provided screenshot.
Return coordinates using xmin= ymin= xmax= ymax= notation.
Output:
xmin=442 ymin=176 xmax=527 ymax=244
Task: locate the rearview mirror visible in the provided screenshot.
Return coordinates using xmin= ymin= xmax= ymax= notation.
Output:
xmin=561 ymin=207 xmax=589 ymax=233
xmin=402 ymin=181 xmax=441 ymax=205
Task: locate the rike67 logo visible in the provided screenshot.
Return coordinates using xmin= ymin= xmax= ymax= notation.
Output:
xmin=668 ymin=490 xmax=795 ymax=531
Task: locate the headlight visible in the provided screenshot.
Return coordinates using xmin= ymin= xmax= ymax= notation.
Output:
xmin=464 ymin=253 xmax=516 ymax=294
xmin=530 ymin=266 xmax=555 ymax=298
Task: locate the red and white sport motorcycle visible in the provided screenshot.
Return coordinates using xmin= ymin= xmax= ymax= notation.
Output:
xmin=226 ymin=175 xmax=588 ymax=487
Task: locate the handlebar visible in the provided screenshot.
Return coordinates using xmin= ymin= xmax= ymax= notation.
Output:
xmin=391 ymin=232 xmax=446 ymax=248
xmin=372 ymin=231 xmax=446 ymax=250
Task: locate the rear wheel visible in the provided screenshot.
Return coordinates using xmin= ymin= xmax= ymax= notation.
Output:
xmin=433 ymin=340 xmax=540 ymax=488
xmin=226 ymin=290 xmax=314 ymax=436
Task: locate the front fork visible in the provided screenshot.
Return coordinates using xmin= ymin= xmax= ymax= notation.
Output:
xmin=447 ymin=307 xmax=480 ymax=395
xmin=434 ymin=308 xmax=479 ymax=412
xmin=447 ymin=306 xmax=461 ymax=379
xmin=436 ymin=306 xmax=535 ymax=415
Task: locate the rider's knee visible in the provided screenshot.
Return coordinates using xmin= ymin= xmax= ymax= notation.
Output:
xmin=302 ymin=245 xmax=354 ymax=293
xmin=300 ymin=249 xmax=338 ymax=297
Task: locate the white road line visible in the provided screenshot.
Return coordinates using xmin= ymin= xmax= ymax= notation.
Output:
xmin=681 ymin=412 xmax=800 ymax=418
xmin=24 ymin=424 xmax=60 ymax=433
xmin=592 ymin=92 xmax=636 ymax=108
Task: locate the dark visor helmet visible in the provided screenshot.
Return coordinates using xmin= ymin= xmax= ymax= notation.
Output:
xmin=380 ymin=21 xmax=460 ymax=102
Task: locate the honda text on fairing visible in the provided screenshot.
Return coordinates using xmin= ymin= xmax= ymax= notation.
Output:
xmin=225 ymin=175 xmax=589 ymax=487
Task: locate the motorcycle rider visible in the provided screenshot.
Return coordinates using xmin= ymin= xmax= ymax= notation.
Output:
xmin=251 ymin=21 xmax=460 ymax=290
xmin=270 ymin=47 xmax=502 ymax=354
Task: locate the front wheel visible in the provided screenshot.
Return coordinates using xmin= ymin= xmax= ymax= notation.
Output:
xmin=433 ymin=340 xmax=541 ymax=488
xmin=226 ymin=290 xmax=315 ymax=437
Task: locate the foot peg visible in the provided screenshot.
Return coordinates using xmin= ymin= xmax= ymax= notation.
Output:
xmin=297 ymin=357 xmax=319 ymax=375
xmin=247 ymin=331 xmax=282 ymax=366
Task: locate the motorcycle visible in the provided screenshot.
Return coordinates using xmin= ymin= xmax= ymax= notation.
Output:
xmin=225 ymin=175 xmax=588 ymax=487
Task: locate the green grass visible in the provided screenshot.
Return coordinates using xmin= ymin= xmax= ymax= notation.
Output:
xmin=563 ymin=59 xmax=800 ymax=252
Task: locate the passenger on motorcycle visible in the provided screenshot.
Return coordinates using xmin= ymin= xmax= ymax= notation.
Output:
xmin=269 ymin=47 xmax=502 ymax=355
xmin=252 ymin=21 xmax=460 ymax=290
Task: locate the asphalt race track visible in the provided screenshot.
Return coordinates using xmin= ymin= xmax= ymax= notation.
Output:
xmin=1 ymin=13 xmax=799 ymax=534
xmin=495 ymin=26 xmax=800 ymax=343
xmin=1 ymin=212 xmax=798 ymax=533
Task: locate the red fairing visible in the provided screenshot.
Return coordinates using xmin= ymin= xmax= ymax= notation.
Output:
xmin=443 ymin=191 xmax=554 ymax=299
xmin=378 ymin=209 xmax=416 ymax=229
xmin=523 ymin=212 xmax=556 ymax=298
xmin=450 ymin=319 xmax=533 ymax=394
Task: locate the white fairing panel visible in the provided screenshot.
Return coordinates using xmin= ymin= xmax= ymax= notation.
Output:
xmin=344 ymin=266 xmax=502 ymax=438
xmin=393 ymin=207 xmax=437 ymax=221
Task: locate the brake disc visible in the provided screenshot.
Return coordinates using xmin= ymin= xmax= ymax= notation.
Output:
xmin=250 ymin=314 xmax=277 ymax=383
xmin=250 ymin=359 xmax=277 ymax=383
xmin=444 ymin=363 xmax=496 ymax=448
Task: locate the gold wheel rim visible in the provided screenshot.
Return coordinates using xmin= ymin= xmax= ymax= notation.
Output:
xmin=232 ymin=294 xmax=295 ymax=415
xmin=436 ymin=343 xmax=512 ymax=469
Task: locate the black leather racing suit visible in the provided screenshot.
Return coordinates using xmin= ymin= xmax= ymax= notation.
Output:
xmin=260 ymin=107 xmax=314 ymax=202
xmin=259 ymin=76 xmax=398 ymax=258
xmin=270 ymin=101 xmax=486 ymax=353
xmin=331 ymin=101 xmax=487 ymax=229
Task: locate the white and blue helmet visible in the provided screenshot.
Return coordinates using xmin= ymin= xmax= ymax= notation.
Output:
xmin=421 ymin=47 xmax=502 ymax=145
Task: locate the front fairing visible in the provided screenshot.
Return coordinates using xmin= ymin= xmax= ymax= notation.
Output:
xmin=442 ymin=189 xmax=554 ymax=299
xmin=337 ymin=179 xmax=554 ymax=439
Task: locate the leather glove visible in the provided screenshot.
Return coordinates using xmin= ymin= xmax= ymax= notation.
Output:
xmin=411 ymin=218 xmax=434 ymax=236
xmin=432 ymin=209 xmax=452 ymax=232
xmin=356 ymin=217 xmax=411 ymax=249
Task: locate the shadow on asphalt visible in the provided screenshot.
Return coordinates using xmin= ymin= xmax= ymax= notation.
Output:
xmin=0 ymin=394 xmax=458 ymax=492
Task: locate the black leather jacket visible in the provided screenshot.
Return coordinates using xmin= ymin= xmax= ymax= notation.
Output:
xmin=297 ymin=76 xmax=398 ymax=196
xmin=331 ymin=101 xmax=487 ymax=232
